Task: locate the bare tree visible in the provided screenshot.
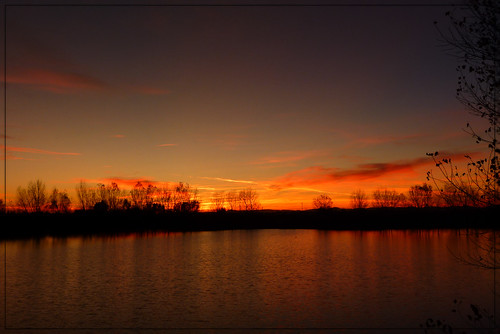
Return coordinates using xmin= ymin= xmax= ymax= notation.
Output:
xmin=427 ymin=153 xmax=495 ymax=206
xmin=145 ymin=184 xmax=159 ymax=209
xmin=408 ymin=183 xmax=434 ymax=208
xmin=173 ymin=182 xmax=200 ymax=213
xmin=131 ymin=182 xmax=147 ymax=209
xmin=28 ymin=179 xmax=47 ymax=212
xmin=75 ymin=180 xmax=97 ymax=211
xmin=428 ymin=7 xmax=500 ymax=326
xmin=238 ymin=188 xmax=262 ymax=211
xmin=158 ymin=184 xmax=173 ymax=210
xmin=372 ymin=189 xmax=405 ymax=208
xmin=16 ymin=186 xmax=31 ymax=213
xmin=435 ymin=0 xmax=499 ymax=125
xmin=313 ymin=194 xmax=333 ymax=209
xmin=226 ymin=191 xmax=239 ymax=211
xmin=430 ymin=0 xmax=500 ymax=205
xmin=350 ymin=189 xmax=368 ymax=209
xmin=16 ymin=179 xmax=47 ymax=213
xmin=107 ymin=182 xmax=122 ymax=210
xmin=46 ymin=188 xmax=71 ymax=213
xmin=211 ymin=191 xmax=226 ymax=212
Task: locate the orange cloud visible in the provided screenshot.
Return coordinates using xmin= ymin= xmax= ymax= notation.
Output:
xmin=2 ymin=145 xmax=81 ymax=156
xmin=111 ymin=134 xmax=125 ymax=138
xmin=157 ymin=143 xmax=177 ymax=147
xmin=270 ymin=151 xmax=481 ymax=190
xmin=7 ymin=68 xmax=108 ymax=94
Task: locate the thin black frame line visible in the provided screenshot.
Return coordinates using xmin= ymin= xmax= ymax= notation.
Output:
xmin=3 ymin=2 xmax=491 ymax=332
xmin=494 ymin=230 xmax=496 ymax=328
xmin=3 ymin=3 xmax=6 ymax=329
xmin=3 ymin=4 xmax=461 ymax=7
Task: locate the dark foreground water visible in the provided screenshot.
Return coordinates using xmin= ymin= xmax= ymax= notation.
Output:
xmin=1 ymin=229 xmax=498 ymax=330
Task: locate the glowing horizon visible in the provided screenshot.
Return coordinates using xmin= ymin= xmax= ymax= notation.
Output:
xmin=2 ymin=3 xmax=492 ymax=211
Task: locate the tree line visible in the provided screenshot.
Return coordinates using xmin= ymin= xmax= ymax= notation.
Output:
xmin=11 ymin=179 xmax=263 ymax=214
xmin=312 ymin=182 xmax=482 ymax=209
xmin=10 ymin=177 xmax=497 ymax=215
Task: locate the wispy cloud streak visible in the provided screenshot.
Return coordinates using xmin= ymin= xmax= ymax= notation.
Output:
xmin=6 ymin=68 xmax=171 ymax=96
xmin=2 ymin=145 xmax=81 ymax=156
xmin=7 ymin=68 xmax=108 ymax=94
xmin=201 ymin=177 xmax=257 ymax=184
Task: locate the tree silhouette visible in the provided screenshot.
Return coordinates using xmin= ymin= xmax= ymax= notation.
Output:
xmin=75 ymin=181 xmax=97 ymax=211
xmin=46 ymin=188 xmax=71 ymax=213
xmin=171 ymin=182 xmax=200 ymax=213
xmin=16 ymin=187 xmax=30 ymax=213
xmin=226 ymin=191 xmax=239 ymax=211
xmin=435 ymin=0 xmax=499 ymax=126
xmin=313 ymin=194 xmax=333 ymax=209
xmin=93 ymin=200 xmax=109 ymax=212
xmin=372 ymin=189 xmax=405 ymax=208
xmin=429 ymin=0 xmax=500 ymax=205
xmin=16 ymin=180 xmax=47 ymax=213
xmin=350 ymin=189 xmax=368 ymax=209
xmin=408 ymin=183 xmax=434 ymax=208
xmin=211 ymin=191 xmax=226 ymax=212
xmin=107 ymin=182 xmax=122 ymax=210
xmin=130 ymin=182 xmax=147 ymax=209
xmin=238 ymin=188 xmax=262 ymax=211
xmin=158 ymin=185 xmax=174 ymax=210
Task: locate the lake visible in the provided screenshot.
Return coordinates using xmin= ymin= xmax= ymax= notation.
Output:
xmin=1 ymin=229 xmax=497 ymax=331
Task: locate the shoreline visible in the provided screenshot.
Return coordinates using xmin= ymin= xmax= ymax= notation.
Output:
xmin=1 ymin=206 xmax=498 ymax=240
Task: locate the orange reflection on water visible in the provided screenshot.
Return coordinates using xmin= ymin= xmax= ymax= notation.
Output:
xmin=4 ymin=229 xmax=495 ymax=328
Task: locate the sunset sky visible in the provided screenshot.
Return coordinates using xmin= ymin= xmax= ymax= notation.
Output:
xmin=1 ymin=1 xmax=491 ymax=209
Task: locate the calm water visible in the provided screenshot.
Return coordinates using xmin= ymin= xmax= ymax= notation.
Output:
xmin=2 ymin=229 xmax=497 ymax=329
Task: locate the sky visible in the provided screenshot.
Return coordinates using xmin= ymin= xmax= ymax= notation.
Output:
xmin=1 ymin=1 xmax=491 ymax=210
